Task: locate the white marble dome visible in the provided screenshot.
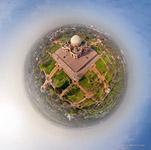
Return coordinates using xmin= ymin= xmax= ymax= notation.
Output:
xmin=70 ymin=35 xmax=82 ymax=46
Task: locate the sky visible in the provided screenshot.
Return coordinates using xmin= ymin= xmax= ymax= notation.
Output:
xmin=0 ymin=0 xmax=151 ymax=150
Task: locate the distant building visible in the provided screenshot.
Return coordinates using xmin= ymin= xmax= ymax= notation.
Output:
xmin=65 ymin=114 xmax=74 ymax=121
xmin=105 ymin=88 xmax=111 ymax=94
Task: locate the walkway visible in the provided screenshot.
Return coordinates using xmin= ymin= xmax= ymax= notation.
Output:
xmin=60 ymin=82 xmax=74 ymax=98
xmin=41 ymin=64 xmax=61 ymax=88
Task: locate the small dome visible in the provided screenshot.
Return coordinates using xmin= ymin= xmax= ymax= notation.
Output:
xmin=71 ymin=35 xmax=82 ymax=45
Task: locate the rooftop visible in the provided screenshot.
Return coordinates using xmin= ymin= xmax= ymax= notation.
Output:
xmin=53 ymin=47 xmax=97 ymax=72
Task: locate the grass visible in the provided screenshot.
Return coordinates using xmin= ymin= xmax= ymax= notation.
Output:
xmin=39 ymin=57 xmax=56 ymax=74
xmin=64 ymin=85 xmax=85 ymax=103
xmin=61 ymin=39 xmax=69 ymax=43
xmin=49 ymin=43 xmax=56 ymax=49
xmin=91 ymin=45 xmax=102 ymax=54
xmin=40 ymin=71 xmax=45 ymax=85
xmin=96 ymin=43 xmax=106 ymax=50
xmin=52 ymin=69 xmax=72 ymax=90
xmin=44 ymin=53 xmax=50 ymax=60
xmin=39 ymin=64 xmax=44 ymax=70
xmin=50 ymin=44 xmax=61 ymax=54
xmin=85 ymin=40 xmax=91 ymax=44
xmin=105 ymin=71 xmax=113 ymax=84
xmin=93 ymin=85 xmax=104 ymax=100
xmin=44 ymin=58 xmax=56 ymax=74
xmin=96 ymin=43 xmax=102 ymax=47
xmin=101 ymin=54 xmax=110 ymax=64
xmin=58 ymin=37 xmax=70 ymax=43
xmin=85 ymin=39 xmax=96 ymax=44
xmin=79 ymin=70 xmax=99 ymax=92
xmin=79 ymin=98 xmax=95 ymax=109
xmin=109 ymin=63 xmax=115 ymax=72
xmin=106 ymin=53 xmax=114 ymax=62
xmin=95 ymin=58 xmax=106 ymax=75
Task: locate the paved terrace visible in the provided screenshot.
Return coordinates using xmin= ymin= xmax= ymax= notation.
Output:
xmin=52 ymin=47 xmax=99 ymax=80
xmin=53 ymin=47 xmax=97 ymax=72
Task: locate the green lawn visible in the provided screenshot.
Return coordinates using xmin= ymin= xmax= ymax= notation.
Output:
xmin=106 ymin=53 xmax=114 ymax=62
xmin=64 ymin=85 xmax=85 ymax=103
xmin=44 ymin=53 xmax=50 ymax=60
xmin=61 ymin=39 xmax=69 ymax=43
xmin=39 ymin=64 xmax=44 ymax=70
xmin=45 ymin=84 xmax=54 ymax=93
xmin=44 ymin=58 xmax=56 ymax=74
xmin=79 ymin=98 xmax=95 ymax=109
xmin=108 ymin=62 xmax=116 ymax=72
xmin=93 ymin=85 xmax=104 ymax=100
xmin=39 ymin=57 xmax=56 ymax=74
xmin=58 ymin=37 xmax=70 ymax=43
xmin=49 ymin=43 xmax=56 ymax=49
xmin=95 ymin=58 xmax=106 ymax=75
xmin=85 ymin=40 xmax=91 ymax=44
xmin=85 ymin=39 xmax=96 ymax=44
xmin=52 ymin=69 xmax=72 ymax=90
xmin=96 ymin=43 xmax=102 ymax=47
xmin=101 ymin=54 xmax=110 ymax=64
xmin=91 ymin=45 xmax=102 ymax=54
xmin=79 ymin=70 xmax=99 ymax=92
xmin=105 ymin=71 xmax=113 ymax=84
xmin=50 ymin=44 xmax=61 ymax=54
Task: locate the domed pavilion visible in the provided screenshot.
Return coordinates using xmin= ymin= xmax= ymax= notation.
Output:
xmin=62 ymin=35 xmax=90 ymax=59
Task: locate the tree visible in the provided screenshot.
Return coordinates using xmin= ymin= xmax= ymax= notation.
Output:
xmin=55 ymin=87 xmax=62 ymax=94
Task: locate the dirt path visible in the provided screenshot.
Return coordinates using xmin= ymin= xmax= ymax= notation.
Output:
xmin=47 ymin=51 xmax=52 ymax=56
xmin=89 ymin=63 xmax=108 ymax=92
xmin=99 ymin=55 xmax=109 ymax=71
xmin=89 ymin=64 xmax=103 ymax=81
xmin=73 ymin=80 xmax=93 ymax=99
xmin=41 ymin=64 xmax=61 ymax=88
